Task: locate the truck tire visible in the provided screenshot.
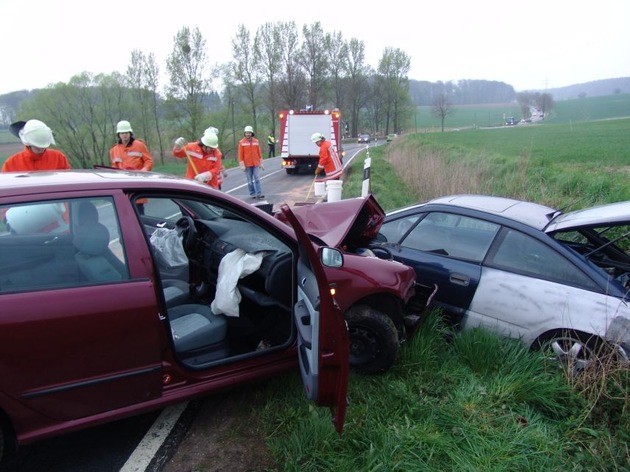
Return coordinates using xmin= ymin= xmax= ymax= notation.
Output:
xmin=345 ymin=305 xmax=399 ymax=374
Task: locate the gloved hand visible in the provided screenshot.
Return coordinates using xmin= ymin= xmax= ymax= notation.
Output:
xmin=194 ymin=171 xmax=212 ymax=182
xmin=174 ymin=137 xmax=186 ymax=147
xmin=239 ymin=161 xmax=246 ymax=171
xmin=314 ymin=167 xmax=322 ymax=176
xmin=259 ymin=162 xmax=265 ymax=171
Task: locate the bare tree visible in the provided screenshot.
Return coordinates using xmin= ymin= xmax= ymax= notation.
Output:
xmin=377 ymin=47 xmax=411 ymax=134
xmin=275 ymin=21 xmax=307 ymax=109
xmin=126 ymin=50 xmax=166 ymax=161
xmin=229 ymin=24 xmax=263 ymax=132
xmin=326 ymin=30 xmax=349 ymax=111
xmin=536 ymin=92 xmax=554 ymax=117
xmin=255 ymin=22 xmax=284 ymax=132
xmin=345 ymin=38 xmax=371 ymax=137
xmin=300 ymin=22 xmax=330 ymax=109
xmin=431 ymin=93 xmax=455 ymax=132
xmin=166 ymin=26 xmax=212 ymax=139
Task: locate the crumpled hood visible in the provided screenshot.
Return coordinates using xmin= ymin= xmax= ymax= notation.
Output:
xmin=277 ymin=195 xmax=385 ymax=248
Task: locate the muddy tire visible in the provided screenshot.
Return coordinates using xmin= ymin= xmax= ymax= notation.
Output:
xmin=345 ymin=305 xmax=399 ymax=375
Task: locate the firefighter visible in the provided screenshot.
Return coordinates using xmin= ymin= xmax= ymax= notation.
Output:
xmin=311 ymin=132 xmax=343 ymax=181
xmin=238 ymin=126 xmax=265 ymax=199
xmin=267 ymin=131 xmax=276 ymax=158
xmin=109 ymin=120 xmax=153 ymax=172
xmin=109 ymin=120 xmax=153 ymax=213
xmin=173 ymin=131 xmax=223 ymax=190
xmin=2 ymin=119 xmax=71 ymax=172
xmin=203 ymin=126 xmax=228 ymax=188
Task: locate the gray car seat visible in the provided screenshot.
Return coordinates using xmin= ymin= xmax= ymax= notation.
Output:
xmin=168 ymin=304 xmax=229 ymax=361
xmin=73 ymin=221 xmax=126 ymax=282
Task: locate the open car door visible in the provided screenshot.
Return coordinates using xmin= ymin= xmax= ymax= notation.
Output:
xmin=280 ymin=204 xmax=349 ymax=434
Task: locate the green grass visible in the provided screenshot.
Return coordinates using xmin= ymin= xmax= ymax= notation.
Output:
xmin=409 ymin=93 xmax=630 ymax=130
xmin=260 ymin=312 xmax=628 ymax=471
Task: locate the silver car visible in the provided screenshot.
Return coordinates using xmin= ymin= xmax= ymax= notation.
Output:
xmin=373 ymin=194 xmax=630 ymax=373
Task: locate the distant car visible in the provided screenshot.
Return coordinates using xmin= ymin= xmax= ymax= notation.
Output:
xmin=505 ymin=117 xmax=517 ymax=126
xmin=386 ymin=133 xmax=397 ymax=142
xmin=0 ymin=170 xmax=424 ymax=462
xmin=358 ymin=133 xmax=371 ymax=144
xmin=371 ymin=194 xmax=630 ymax=373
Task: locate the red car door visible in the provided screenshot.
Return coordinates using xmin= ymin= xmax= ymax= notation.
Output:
xmin=280 ymin=204 xmax=349 ymax=434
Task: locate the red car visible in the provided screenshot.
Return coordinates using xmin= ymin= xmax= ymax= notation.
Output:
xmin=0 ymin=170 xmax=423 ymax=462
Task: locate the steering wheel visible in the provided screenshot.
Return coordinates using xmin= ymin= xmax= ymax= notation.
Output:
xmin=176 ymin=216 xmax=197 ymax=256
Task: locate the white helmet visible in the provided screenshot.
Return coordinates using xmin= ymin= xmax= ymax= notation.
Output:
xmin=201 ymin=132 xmax=219 ymax=148
xmin=311 ymin=132 xmax=324 ymax=143
xmin=204 ymin=126 xmax=219 ymax=136
xmin=19 ymin=119 xmax=55 ymax=148
xmin=116 ymin=120 xmax=133 ymax=133
xmin=244 ymin=126 xmax=255 ymax=136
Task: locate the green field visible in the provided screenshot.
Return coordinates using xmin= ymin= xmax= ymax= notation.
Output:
xmin=409 ymin=93 xmax=630 ymax=130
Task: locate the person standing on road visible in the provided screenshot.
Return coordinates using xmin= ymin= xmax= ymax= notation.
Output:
xmin=173 ymin=131 xmax=224 ymax=190
xmin=2 ymin=119 xmax=71 ymax=172
xmin=238 ymin=126 xmax=265 ymax=199
xmin=267 ymin=131 xmax=276 ymax=158
xmin=311 ymin=132 xmax=343 ymax=182
xmin=109 ymin=120 xmax=153 ymax=214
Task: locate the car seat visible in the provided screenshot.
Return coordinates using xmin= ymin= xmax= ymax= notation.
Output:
xmin=168 ymin=304 xmax=229 ymax=361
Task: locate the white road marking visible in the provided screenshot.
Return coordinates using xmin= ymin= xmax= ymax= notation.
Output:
xmin=119 ymin=402 xmax=188 ymax=472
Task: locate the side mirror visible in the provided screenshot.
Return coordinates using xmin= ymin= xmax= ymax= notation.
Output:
xmin=320 ymin=247 xmax=343 ymax=268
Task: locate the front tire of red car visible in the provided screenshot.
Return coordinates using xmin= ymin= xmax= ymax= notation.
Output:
xmin=345 ymin=305 xmax=399 ymax=375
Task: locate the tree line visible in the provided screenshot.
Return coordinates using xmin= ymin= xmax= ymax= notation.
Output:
xmin=0 ymin=22 xmax=413 ymax=168
xmin=0 ymin=21 xmax=546 ymax=168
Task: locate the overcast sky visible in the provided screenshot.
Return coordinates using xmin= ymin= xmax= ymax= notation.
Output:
xmin=1 ymin=0 xmax=628 ymax=96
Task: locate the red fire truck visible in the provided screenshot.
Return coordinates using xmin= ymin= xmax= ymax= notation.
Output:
xmin=278 ymin=108 xmax=344 ymax=175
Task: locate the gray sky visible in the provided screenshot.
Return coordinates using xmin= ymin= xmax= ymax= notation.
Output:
xmin=1 ymin=0 xmax=628 ymax=96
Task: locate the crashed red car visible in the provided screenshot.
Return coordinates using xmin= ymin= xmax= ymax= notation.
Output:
xmin=0 ymin=170 xmax=425 ymax=463
xmin=276 ymin=195 xmax=437 ymax=373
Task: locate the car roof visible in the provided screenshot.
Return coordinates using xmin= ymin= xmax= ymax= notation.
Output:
xmin=546 ymin=200 xmax=630 ymax=232
xmin=389 ymin=194 xmax=558 ymax=230
xmin=0 ymin=169 xmax=202 ymax=197
xmin=389 ymin=194 xmax=630 ymax=233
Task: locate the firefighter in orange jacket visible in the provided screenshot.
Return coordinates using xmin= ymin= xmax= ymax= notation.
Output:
xmin=172 ymin=131 xmax=223 ymax=190
xmin=2 ymin=120 xmax=71 ymax=230
xmin=110 ymin=120 xmax=153 ymax=214
xmin=238 ymin=126 xmax=264 ymax=199
xmin=2 ymin=119 xmax=71 ymax=172
xmin=109 ymin=121 xmax=153 ymax=171
xmin=311 ymin=132 xmax=343 ymax=181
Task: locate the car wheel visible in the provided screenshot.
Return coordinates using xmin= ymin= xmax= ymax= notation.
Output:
xmin=345 ymin=305 xmax=399 ymax=375
xmin=536 ymin=331 xmax=601 ymax=376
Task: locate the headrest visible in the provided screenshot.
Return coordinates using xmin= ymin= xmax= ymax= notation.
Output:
xmin=77 ymin=201 xmax=99 ymax=225
xmin=73 ymin=223 xmax=110 ymax=256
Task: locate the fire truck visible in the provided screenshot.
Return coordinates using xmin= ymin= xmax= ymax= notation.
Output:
xmin=278 ymin=108 xmax=344 ymax=175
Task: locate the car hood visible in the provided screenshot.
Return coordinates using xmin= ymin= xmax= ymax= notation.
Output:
xmin=545 ymin=201 xmax=630 ymax=232
xmin=277 ymin=195 xmax=385 ymax=248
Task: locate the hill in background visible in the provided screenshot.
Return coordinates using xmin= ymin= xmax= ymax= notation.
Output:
xmin=409 ymin=77 xmax=630 ymax=106
xmin=540 ymin=77 xmax=630 ymax=100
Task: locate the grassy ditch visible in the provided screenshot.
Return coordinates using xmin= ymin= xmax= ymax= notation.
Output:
xmin=260 ymin=118 xmax=629 ymax=471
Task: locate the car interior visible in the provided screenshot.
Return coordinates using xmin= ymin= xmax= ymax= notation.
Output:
xmin=0 ymin=196 xmax=297 ymax=370
xmin=139 ymin=195 xmax=296 ymax=368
